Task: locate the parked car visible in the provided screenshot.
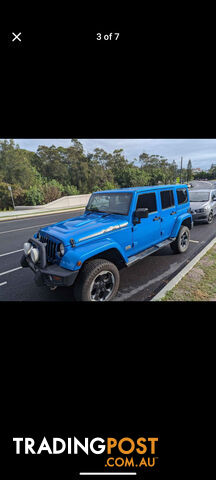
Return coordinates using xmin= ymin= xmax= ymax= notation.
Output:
xmin=189 ymin=189 xmax=216 ymax=224
xmin=21 ymin=184 xmax=193 ymax=301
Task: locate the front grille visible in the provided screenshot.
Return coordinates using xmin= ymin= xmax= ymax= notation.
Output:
xmin=40 ymin=235 xmax=59 ymax=263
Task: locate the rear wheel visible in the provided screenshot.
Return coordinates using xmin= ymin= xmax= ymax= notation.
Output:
xmin=170 ymin=225 xmax=190 ymax=253
xmin=73 ymin=259 xmax=120 ymax=301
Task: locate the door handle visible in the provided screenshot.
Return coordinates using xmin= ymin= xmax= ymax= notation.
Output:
xmin=170 ymin=211 xmax=176 ymax=215
xmin=153 ymin=216 xmax=161 ymax=221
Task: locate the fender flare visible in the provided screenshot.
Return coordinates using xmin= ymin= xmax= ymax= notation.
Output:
xmin=171 ymin=213 xmax=192 ymax=237
xmin=60 ymin=237 xmax=128 ymax=271
xmin=77 ymin=238 xmax=128 ymax=265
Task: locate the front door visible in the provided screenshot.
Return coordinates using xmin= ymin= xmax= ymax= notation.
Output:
xmin=132 ymin=191 xmax=162 ymax=254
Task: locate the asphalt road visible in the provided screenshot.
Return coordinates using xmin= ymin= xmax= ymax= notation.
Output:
xmin=0 ymin=181 xmax=215 ymax=302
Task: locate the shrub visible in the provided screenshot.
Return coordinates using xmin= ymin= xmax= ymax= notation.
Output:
xmin=0 ymin=182 xmax=12 ymax=210
xmin=63 ymin=184 xmax=80 ymax=196
xmin=0 ymin=182 xmax=26 ymax=209
xmin=42 ymin=180 xmax=64 ymax=204
xmin=25 ymin=185 xmax=45 ymax=206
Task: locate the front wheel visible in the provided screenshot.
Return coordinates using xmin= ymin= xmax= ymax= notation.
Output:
xmin=170 ymin=225 xmax=190 ymax=253
xmin=20 ymin=254 xmax=29 ymax=268
xmin=73 ymin=259 xmax=120 ymax=301
xmin=206 ymin=211 xmax=213 ymax=224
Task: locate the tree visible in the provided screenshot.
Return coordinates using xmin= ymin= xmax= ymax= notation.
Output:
xmin=33 ymin=146 xmax=70 ymax=185
xmin=187 ymin=159 xmax=193 ymax=182
xmin=106 ymin=149 xmax=131 ymax=187
xmin=209 ymin=163 xmax=216 ymax=179
xmin=66 ymin=142 xmax=90 ymax=192
xmin=168 ymin=160 xmax=178 ymax=183
xmin=0 ymin=140 xmax=37 ymax=189
xmin=139 ymin=153 xmax=172 ymax=185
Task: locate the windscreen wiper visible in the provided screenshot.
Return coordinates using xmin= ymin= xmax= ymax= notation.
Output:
xmin=86 ymin=209 xmax=103 ymax=214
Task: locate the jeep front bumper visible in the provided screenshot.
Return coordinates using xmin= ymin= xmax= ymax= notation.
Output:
xmin=20 ymin=237 xmax=79 ymax=288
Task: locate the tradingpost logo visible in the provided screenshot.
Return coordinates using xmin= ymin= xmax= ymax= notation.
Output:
xmin=12 ymin=435 xmax=160 ymax=474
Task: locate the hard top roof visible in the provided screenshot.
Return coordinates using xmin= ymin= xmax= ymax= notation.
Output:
xmin=95 ymin=184 xmax=188 ymax=194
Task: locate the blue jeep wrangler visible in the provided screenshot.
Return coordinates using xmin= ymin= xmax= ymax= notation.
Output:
xmin=21 ymin=184 xmax=193 ymax=301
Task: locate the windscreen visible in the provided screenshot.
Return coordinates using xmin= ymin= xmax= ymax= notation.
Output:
xmin=86 ymin=192 xmax=132 ymax=215
xmin=189 ymin=191 xmax=210 ymax=202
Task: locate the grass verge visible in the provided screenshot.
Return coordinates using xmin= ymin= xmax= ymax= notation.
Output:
xmin=162 ymin=242 xmax=216 ymax=301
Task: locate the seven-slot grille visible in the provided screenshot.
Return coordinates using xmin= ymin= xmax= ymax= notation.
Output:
xmin=40 ymin=235 xmax=59 ymax=263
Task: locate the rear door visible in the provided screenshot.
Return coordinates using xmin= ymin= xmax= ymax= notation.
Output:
xmin=159 ymin=188 xmax=177 ymax=239
xmin=132 ymin=191 xmax=162 ymax=254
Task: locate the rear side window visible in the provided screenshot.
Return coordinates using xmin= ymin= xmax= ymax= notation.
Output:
xmin=136 ymin=192 xmax=157 ymax=212
xmin=177 ymin=188 xmax=188 ymax=204
xmin=160 ymin=190 xmax=175 ymax=209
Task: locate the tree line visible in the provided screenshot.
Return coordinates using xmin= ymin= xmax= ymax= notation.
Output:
xmin=191 ymin=164 xmax=216 ymax=180
xmin=0 ymin=138 xmax=208 ymax=210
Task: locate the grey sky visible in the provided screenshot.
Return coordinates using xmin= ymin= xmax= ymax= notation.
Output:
xmin=12 ymin=138 xmax=216 ymax=170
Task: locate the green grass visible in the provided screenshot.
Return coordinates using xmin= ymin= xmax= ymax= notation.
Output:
xmin=162 ymin=243 xmax=216 ymax=301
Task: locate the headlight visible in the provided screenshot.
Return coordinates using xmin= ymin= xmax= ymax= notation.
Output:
xmin=24 ymin=242 xmax=32 ymax=256
xmin=196 ymin=207 xmax=208 ymax=213
xmin=30 ymin=247 xmax=40 ymax=264
xmin=59 ymin=243 xmax=65 ymax=256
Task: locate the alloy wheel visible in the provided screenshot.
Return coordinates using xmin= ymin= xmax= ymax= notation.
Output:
xmin=90 ymin=270 xmax=115 ymax=301
xmin=180 ymin=231 xmax=189 ymax=249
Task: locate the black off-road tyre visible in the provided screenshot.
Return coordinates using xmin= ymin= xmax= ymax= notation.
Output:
xmin=73 ymin=259 xmax=120 ymax=302
xmin=20 ymin=254 xmax=29 ymax=268
xmin=170 ymin=225 xmax=190 ymax=254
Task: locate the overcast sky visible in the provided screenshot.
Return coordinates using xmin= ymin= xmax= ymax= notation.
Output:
xmin=12 ymin=138 xmax=216 ymax=170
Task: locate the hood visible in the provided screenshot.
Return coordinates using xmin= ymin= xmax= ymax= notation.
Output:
xmin=190 ymin=201 xmax=209 ymax=210
xmin=40 ymin=213 xmax=128 ymax=245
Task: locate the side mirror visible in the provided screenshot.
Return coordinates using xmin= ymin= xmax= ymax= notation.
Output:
xmin=213 ymin=196 xmax=216 ymax=201
xmin=133 ymin=208 xmax=149 ymax=224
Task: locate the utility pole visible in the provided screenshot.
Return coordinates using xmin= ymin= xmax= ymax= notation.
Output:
xmin=180 ymin=156 xmax=183 ymax=183
xmin=8 ymin=185 xmax=15 ymax=209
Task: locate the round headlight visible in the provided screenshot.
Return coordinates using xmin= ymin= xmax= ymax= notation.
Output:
xmin=59 ymin=243 xmax=65 ymax=256
xmin=24 ymin=242 xmax=32 ymax=256
xmin=30 ymin=247 xmax=40 ymax=264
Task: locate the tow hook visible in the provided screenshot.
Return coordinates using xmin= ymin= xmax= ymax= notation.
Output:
xmin=50 ymin=286 xmax=58 ymax=291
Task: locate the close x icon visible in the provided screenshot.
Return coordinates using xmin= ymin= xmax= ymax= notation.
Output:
xmin=9 ymin=32 xmax=23 ymax=46
xmin=12 ymin=32 xmax=22 ymax=42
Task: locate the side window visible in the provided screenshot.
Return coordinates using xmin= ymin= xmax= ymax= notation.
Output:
xmin=160 ymin=190 xmax=175 ymax=209
xmin=177 ymin=188 xmax=188 ymax=204
xmin=136 ymin=192 xmax=157 ymax=213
